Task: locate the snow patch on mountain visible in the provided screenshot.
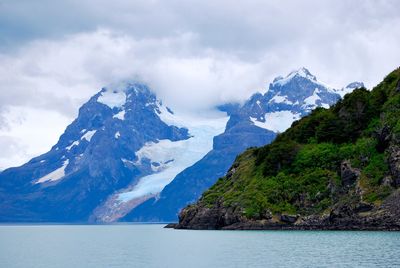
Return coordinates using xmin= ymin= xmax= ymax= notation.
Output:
xmin=251 ymin=111 xmax=301 ymax=133
xmin=272 ymin=67 xmax=317 ymax=86
xmin=65 ymin=130 xmax=96 ymax=151
xmin=113 ymin=110 xmax=126 ymax=120
xmin=81 ymin=130 xmax=97 ymax=142
xmin=66 ymin=141 xmax=80 ymax=151
xmin=303 ymin=88 xmax=323 ymax=110
xmin=269 ymin=94 xmax=293 ymax=105
xmin=121 ymin=158 xmax=134 ymax=165
xmin=35 ymin=159 xmax=69 ymax=184
xmin=97 ymin=89 xmax=127 ymax=108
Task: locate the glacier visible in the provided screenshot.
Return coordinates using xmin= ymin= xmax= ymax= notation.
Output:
xmin=118 ymin=110 xmax=228 ymax=208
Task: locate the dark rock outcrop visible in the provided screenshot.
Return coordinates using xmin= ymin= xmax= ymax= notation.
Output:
xmin=280 ymin=214 xmax=298 ymax=224
xmin=177 ymin=202 xmax=245 ymax=230
xmin=375 ymin=125 xmax=391 ymax=153
xmin=341 ymin=161 xmax=360 ymax=187
xmin=389 ymin=145 xmax=400 ymax=187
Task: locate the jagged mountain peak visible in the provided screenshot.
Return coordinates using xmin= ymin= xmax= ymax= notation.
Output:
xmin=272 ymin=67 xmax=317 ymax=87
xmin=222 ymin=68 xmax=360 ymax=135
xmin=288 ymin=67 xmax=316 ymax=80
xmin=221 ymin=67 xmax=366 ymax=138
xmin=101 ymin=82 xmax=152 ymax=95
xmin=1 ymin=81 xmax=189 ymax=197
xmin=345 ymin=81 xmax=365 ymax=89
xmin=96 ymin=82 xmax=157 ymax=109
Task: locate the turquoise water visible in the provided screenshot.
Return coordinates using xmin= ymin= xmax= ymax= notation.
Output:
xmin=0 ymin=224 xmax=399 ymax=268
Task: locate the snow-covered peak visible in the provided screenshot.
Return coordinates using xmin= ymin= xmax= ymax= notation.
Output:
xmin=272 ymin=67 xmax=317 ymax=86
xmin=289 ymin=67 xmax=316 ymax=80
xmin=97 ymin=83 xmax=154 ymax=109
xmin=97 ymin=88 xmax=127 ymax=109
xmin=239 ymin=67 xmax=347 ymax=135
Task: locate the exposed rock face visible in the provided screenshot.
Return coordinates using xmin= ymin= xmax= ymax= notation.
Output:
xmin=280 ymin=214 xmax=298 ymax=224
xmin=177 ymin=202 xmax=245 ymax=230
xmin=341 ymin=161 xmax=360 ymax=187
xmin=396 ymin=79 xmax=400 ymax=92
xmin=375 ymin=125 xmax=391 ymax=153
xmin=389 ymin=145 xmax=400 ymax=187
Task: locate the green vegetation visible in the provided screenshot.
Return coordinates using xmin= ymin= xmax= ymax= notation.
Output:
xmin=200 ymin=68 xmax=400 ymax=219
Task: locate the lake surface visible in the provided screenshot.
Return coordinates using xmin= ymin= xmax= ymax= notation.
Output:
xmin=0 ymin=224 xmax=399 ymax=268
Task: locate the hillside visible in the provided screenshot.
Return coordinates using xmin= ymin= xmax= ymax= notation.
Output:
xmin=176 ymin=67 xmax=400 ymax=230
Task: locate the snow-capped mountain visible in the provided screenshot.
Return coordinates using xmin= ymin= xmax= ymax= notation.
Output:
xmin=233 ymin=67 xmax=349 ymax=133
xmin=122 ymin=67 xmax=364 ymax=222
xmin=0 ymin=67 xmax=363 ymax=223
xmin=0 ymin=83 xmax=226 ymax=222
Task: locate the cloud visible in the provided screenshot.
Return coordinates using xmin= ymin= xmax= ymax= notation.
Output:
xmin=0 ymin=107 xmax=71 ymax=170
xmin=0 ymin=0 xmax=399 ymax=168
xmin=0 ymin=30 xmax=270 ymax=114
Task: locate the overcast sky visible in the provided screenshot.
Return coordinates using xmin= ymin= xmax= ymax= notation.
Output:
xmin=0 ymin=0 xmax=399 ymax=169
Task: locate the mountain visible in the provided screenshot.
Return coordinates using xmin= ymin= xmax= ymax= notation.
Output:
xmin=0 ymin=67 xmax=362 ymax=223
xmin=0 ymin=83 xmax=226 ymax=222
xmin=175 ymin=67 xmax=400 ymax=230
xmin=122 ymin=67 xmax=360 ymax=222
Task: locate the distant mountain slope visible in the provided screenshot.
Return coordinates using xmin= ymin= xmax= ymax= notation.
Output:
xmin=123 ymin=67 xmax=361 ymax=222
xmin=176 ymin=67 xmax=400 ymax=230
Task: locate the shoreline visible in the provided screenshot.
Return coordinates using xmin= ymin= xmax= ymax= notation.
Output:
xmin=168 ymin=223 xmax=400 ymax=231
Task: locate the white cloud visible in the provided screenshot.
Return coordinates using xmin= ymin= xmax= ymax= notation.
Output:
xmin=0 ymin=107 xmax=71 ymax=169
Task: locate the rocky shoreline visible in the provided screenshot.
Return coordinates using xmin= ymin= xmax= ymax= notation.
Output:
xmin=171 ymin=192 xmax=400 ymax=231
xmin=173 ymin=155 xmax=400 ymax=231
